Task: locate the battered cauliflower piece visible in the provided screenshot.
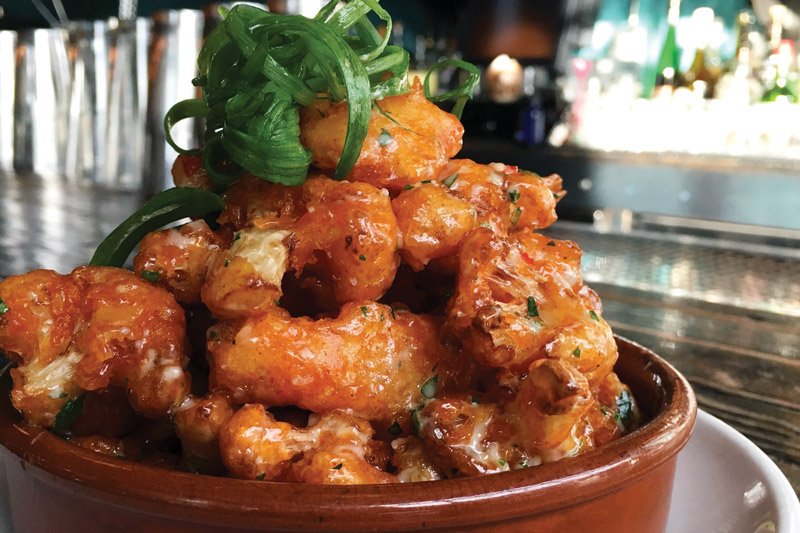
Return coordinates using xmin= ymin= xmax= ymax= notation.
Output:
xmin=220 ymin=405 xmax=395 ymax=484
xmin=174 ymin=393 xmax=235 ymax=474
xmin=172 ymin=154 xmax=213 ymax=190
xmin=415 ymin=362 xmax=638 ymax=474
xmin=208 ymin=302 xmax=452 ymax=423
xmin=201 ymin=227 xmax=291 ymax=319
xmin=290 ymin=176 xmax=400 ymax=308
xmin=438 ymin=159 xmax=563 ymax=233
xmin=300 ymin=80 xmax=463 ymax=193
xmin=585 ymin=371 xmax=642 ymax=447
xmin=390 ymin=436 xmax=446 ymax=482
xmin=218 ymin=173 xmax=305 ymax=230
xmin=391 ymin=184 xmax=475 ymax=271
xmin=0 ymin=267 xmax=190 ymax=426
xmin=506 ymin=359 xmax=594 ymax=461
xmin=445 ymin=227 xmax=617 ymax=383
xmin=416 ymin=396 xmax=518 ymax=476
xmin=133 ymin=220 xmax=223 ymax=304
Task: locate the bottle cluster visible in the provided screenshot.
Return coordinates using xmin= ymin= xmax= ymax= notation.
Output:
xmin=560 ymin=2 xmax=800 ymax=158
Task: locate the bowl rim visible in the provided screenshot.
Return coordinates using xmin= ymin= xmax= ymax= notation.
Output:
xmin=0 ymin=335 xmax=697 ymax=529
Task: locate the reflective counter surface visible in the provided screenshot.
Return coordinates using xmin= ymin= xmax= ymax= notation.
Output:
xmin=1 ymin=172 xmax=798 ymax=493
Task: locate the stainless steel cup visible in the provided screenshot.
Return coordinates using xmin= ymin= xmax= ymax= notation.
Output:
xmin=13 ymin=28 xmax=71 ymax=179
xmin=145 ymin=9 xmax=204 ymax=195
xmin=0 ymin=31 xmax=16 ymax=173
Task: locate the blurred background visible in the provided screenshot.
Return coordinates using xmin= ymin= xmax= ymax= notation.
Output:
xmin=0 ymin=0 xmax=798 ymax=493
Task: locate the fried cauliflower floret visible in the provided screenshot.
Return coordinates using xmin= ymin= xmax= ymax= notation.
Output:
xmin=0 ymin=267 xmax=190 ymax=427
xmin=208 ymin=302 xmax=452 ymax=423
xmin=416 ymin=360 xmax=626 ymax=474
xmin=390 ymin=436 xmax=446 ymax=482
xmin=438 ymin=160 xmax=563 ymax=233
xmin=133 ymin=220 xmax=223 ymax=304
xmin=391 ymin=184 xmax=475 ymax=271
xmin=174 ymin=393 xmax=235 ymax=474
xmin=172 ymin=154 xmax=213 ymax=190
xmin=201 ymin=227 xmax=291 ymax=318
xmin=290 ymin=176 xmax=400 ymax=307
xmin=584 ymin=371 xmax=641 ymax=447
xmin=505 ymin=359 xmax=594 ymax=460
xmin=445 ymin=227 xmax=617 ymax=383
xmin=0 ymin=269 xmax=81 ymax=368
xmin=300 ymin=80 xmax=463 ymax=194
xmin=218 ymin=173 xmax=305 ymax=230
xmin=416 ymin=396 xmax=518 ymax=476
xmin=220 ymin=405 xmax=395 ymax=484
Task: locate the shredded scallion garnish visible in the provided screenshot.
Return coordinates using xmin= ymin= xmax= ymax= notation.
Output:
xmin=164 ymin=2 xmax=478 ymax=189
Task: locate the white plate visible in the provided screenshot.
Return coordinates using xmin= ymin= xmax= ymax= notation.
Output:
xmin=667 ymin=410 xmax=800 ymax=533
xmin=0 ymin=410 xmax=797 ymax=532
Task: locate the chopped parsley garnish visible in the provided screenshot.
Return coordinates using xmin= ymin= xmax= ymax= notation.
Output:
xmin=234 ymin=233 xmax=241 ymax=241
xmin=615 ymin=390 xmax=633 ymax=426
xmin=332 ymin=463 xmax=343 ymax=470
xmin=378 ymin=129 xmax=393 ymax=147
xmin=360 ymin=306 xmax=369 ymax=317
xmin=479 ymin=222 xmax=492 ymax=229
xmin=411 ymin=409 xmax=423 ymax=433
xmin=518 ymin=460 xmax=529 ymax=468
xmin=141 ymin=270 xmax=160 ymax=283
xmin=589 ymin=310 xmax=599 ymax=321
xmin=0 ymin=299 xmax=8 ymax=315
xmin=53 ymin=393 xmax=86 ymax=434
xmin=498 ymin=458 xmax=506 ymax=466
xmin=508 ymin=189 xmax=520 ymax=203
xmin=402 ymin=184 xmax=414 ymax=190
xmin=572 ymin=347 xmax=581 ymax=358
xmin=441 ymin=173 xmax=459 ymax=188
xmin=470 ymin=396 xmax=480 ymax=405
xmin=546 ymin=241 xmax=555 ymax=247
xmin=526 ymin=296 xmax=539 ymax=318
xmin=358 ymin=254 xmax=366 ymax=261
xmin=421 ymin=179 xmax=432 ymax=184
xmin=421 ymin=375 xmax=438 ymax=399
xmin=552 ymin=192 xmax=560 ymax=199
xmin=256 ymin=473 xmax=266 ymax=481
xmin=510 ymin=207 xmax=522 ymax=225
xmin=388 ymin=421 xmax=402 ymax=436
xmin=224 ymin=259 xmax=230 ymax=267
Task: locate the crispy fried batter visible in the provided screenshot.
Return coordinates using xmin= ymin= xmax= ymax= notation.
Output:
xmin=220 ymin=405 xmax=395 ymax=484
xmin=134 ymin=220 xmax=223 ymax=304
xmin=291 ymin=176 xmax=400 ymax=307
xmin=208 ymin=302 xmax=452 ymax=422
xmin=445 ymin=227 xmax=617 ymax=382
xmin=300 ymin=80 xmax=463 ymax=193
xmin=0 ymin=267 xmax=190 ymax=426
xmin=391 ymin=184 xmax=475 ymax=271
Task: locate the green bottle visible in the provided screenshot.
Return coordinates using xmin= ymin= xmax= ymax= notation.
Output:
xmin=762 ymin=40 xmax=798 ymax=103
xmin=654 ymin=0 xmax=682 ymax=95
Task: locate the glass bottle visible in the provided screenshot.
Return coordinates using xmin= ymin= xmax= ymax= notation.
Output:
xmin=654 ymin=0 xmax=682 ymax=96
xmin=610 ymin=0 xmax=647 ymax=99
xmin=762 ymin=40 xmax=798 ymax=104
xmin=682 ymin=8 xmax=720 ymax=99
xmin=715 ymin=46 xmax=761 ymax=105
xmin=716 ymin=11 xmax=760 ymax=104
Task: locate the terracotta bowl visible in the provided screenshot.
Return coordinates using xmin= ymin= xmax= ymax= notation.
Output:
xmin=0 ymin=336 xmax=696 ymax=533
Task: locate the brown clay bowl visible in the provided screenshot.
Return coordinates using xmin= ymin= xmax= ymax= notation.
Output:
xmin=0 ymin=336 xmax=696 ymax=533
